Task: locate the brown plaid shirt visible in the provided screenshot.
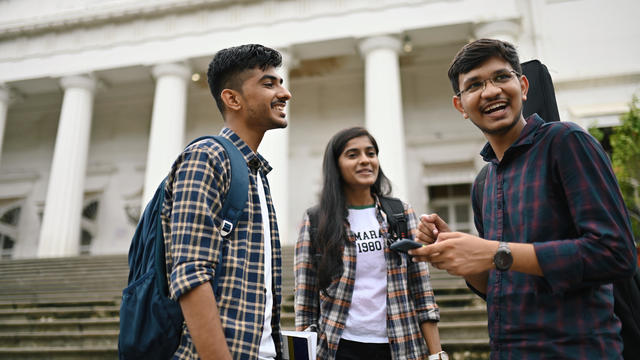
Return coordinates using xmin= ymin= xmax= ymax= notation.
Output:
xmin=294 ymin=198 xmax=440 ymax=359
xmin=162 ymin=128 xmax=283 ymax=359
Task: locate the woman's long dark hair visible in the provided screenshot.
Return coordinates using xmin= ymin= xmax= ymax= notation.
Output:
xmin=314 ymin=127 xmax=392 ymax=290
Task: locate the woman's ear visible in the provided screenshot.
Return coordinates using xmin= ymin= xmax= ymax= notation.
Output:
xmin=221 ymin=89 xmax=242 ymax=111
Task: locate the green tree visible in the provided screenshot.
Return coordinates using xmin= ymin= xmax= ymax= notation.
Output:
xmin=590 ymin=95 xmax=640 ymax=245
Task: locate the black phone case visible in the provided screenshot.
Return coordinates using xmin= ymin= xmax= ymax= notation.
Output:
xmin=390 ymin=239 xmax=423 ymax=252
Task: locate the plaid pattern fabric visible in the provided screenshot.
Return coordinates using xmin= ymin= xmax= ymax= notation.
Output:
xmin=294 ymin=198 xmax=440 ymax=360
xmin=472 ymin=115 xmax=637 ymax=359
xmin=162 ymin=128 xmax=283 ymax=360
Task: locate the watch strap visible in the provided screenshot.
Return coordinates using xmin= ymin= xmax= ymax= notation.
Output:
xmin=428 ymin=351 xmax=448 ymax=360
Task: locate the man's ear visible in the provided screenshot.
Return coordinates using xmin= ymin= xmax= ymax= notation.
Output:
xmin=452 ymin=95 xmax=469 ymax=119
xmin=520 ymin=74 xmax=529 ymax=102
xmin=221 ymin=89 xmax=242 ymax=111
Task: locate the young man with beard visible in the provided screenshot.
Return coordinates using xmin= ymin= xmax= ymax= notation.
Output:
xmin=409 ymin=39 xmax=637 ymax=358
xmin=162 ymin=44 xmax=291 ymax=359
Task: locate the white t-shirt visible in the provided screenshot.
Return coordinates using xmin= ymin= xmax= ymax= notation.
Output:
xmin=257 ymin=174 xmax=277 ymax=360
xmin=341 ymin=205 xmax=388 ymax=343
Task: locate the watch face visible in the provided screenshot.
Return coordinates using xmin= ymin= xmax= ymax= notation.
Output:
xmin=494 ymin=247 xmax=513 ymax=271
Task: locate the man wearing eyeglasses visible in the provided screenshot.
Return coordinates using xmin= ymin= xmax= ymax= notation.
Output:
xmin=409 ymin=38 xmax=637 ymax=358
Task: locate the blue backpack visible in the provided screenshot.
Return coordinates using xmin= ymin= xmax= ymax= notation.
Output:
xmin=118 ymin=135 xmax=249 ymax=360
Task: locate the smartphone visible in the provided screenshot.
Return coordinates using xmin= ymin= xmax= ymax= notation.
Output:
xmin=390 ymin=239 xmax=424 ymax=252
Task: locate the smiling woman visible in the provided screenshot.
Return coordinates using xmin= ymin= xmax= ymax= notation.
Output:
xmin=338 ymin=135 xmax=380 ymax=202
xmin=293 ymin=127 xmax=446 ymax=360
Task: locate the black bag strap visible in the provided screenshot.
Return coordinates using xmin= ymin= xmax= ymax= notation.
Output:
xmin=378 ymin=197 xmax=408 ymax=240
xmin=306 ymin=205 xmax=321 ymax=265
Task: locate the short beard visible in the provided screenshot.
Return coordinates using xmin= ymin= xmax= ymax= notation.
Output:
xmin=473 ymin=106 xmax=523 ymax=135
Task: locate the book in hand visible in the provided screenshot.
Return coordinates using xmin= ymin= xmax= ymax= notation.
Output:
xmin=281 ymin=330 xmax=317 ymax=360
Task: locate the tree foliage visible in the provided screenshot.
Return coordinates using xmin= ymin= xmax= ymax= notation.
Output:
xmin=591 ymin=95 xmax=640 ymax=244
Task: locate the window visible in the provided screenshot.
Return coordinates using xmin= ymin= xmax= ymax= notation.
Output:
xmin=427 ymin=183 xmax=474 ymax=234
xmin=80 ymin=199 xmax=100 ymax=255
xmin=124 ymin=202 xmax=141 ymax=226
xmin=0 ymin=201 xmax=22 ymax=259
xmin=80 ymin=229 xmax=93 ymax=255
xmin=0 ymin=207 xmax=20 ymax=226
xmin=0 ymin=235 xmax=15 ymax=259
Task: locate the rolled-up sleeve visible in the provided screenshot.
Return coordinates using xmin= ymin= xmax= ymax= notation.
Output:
xmin=166 ymin=145 xmax=228 ymax=300
xmin=405 ymin=204 xmax=440 ymax=323
xmin=294 ymin=211 xmax=320 ymax=331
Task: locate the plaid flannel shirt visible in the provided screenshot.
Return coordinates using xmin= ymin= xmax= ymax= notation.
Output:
xmin=472 ymin=115 xmax=637 ymax=359
xmin=162 ymin=128 xmax=283 ymax=360
xmin=294 ymin=198 xmax=440 ymax=360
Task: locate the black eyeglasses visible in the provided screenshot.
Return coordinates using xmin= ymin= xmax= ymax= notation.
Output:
xmin=456 ymin=70 xmax=521 ymax=97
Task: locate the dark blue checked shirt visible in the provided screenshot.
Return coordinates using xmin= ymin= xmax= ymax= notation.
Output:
xmin=162 ymin=128 xmax=283 ymax=359
xmin=471 ymin=115 xmax=637 ymax=359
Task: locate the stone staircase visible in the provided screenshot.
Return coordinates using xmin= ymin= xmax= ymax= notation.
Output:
xmin=0 ymin=246 xmax=488 ymax=359
xmin=428 ymin=268 xmax=490 ymax=358
xmin=0 ymin=255 xmax=126 ymax=359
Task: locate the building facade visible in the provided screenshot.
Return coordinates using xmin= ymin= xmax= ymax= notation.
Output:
xmin=0 ymin=0 xmax=638 ymax=258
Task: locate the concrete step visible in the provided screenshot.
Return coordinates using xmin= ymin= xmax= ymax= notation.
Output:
xmin=0 ymin=290 xmax=123 ymax=303
xmin=0 ymin=346 xmax=117 ymax=360
xmin=441 ymin=339 xmax=490 ymax=358
xmin=0 ymin=264 xmax=128 ymax=274
xmin=0 ymin=317 xmax=120 ymax=333
xmin=0 ymin=330 xmax=118 ymax=348
xmin=435 ymin=293 xmax=484 ymax=308
xmin=440 ymin=307 xmax=488 ymax=322
xmin=0 ymin=281 xmax=126 ymax=293
xmin=1 ymin=283 xmax=126 ymax=294
xmin=430 ymin=278 xmax=471 ymax=292
xmin=438 ymin=320 xmax=488 ymax=340
xmin=0 ymin=268 xmax=129 ymax=279
xmin=0 ymin=298 xmax=120 ymax=309
xmin=0 ymin=305 xmax=120 ymax=321
xmin=0 ymin=267 xmax=127 ymax=277
xmin=0 ymin=255 xmax=127 ymax=270
xmin=281 ymin=313 xmax=295 ymax=329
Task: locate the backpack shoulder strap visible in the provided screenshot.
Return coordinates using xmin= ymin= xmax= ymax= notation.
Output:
xmin=210 ymin=136 xmax=249 ymax=237
xmin=179 ymin=135 xmax=249 ymax=296
xmin=306 ymin=206 xmax=320 ymax=261
xmin=379 ymin=197 xmax=408 ymax=240
xmin=307 ymin=205 xmax=319 ymax=243
xmin=186 ymin=135 xmax=249 ymax=237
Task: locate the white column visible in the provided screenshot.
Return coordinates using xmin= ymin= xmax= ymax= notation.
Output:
xmin=474 ymin=20 xmax=532 ymax=66
xmin=0 ymin=85 xmax=9 ymax=166
xmin=38 ymin=75 xmax=96 ymax=258
xmin=474 ymin=20 xmax=520 ymax=44
xmin=142 ymin=62 xmax=190 ymax=206
xmin=359 ymin=35 xmax=408 ymax=201
xmin=259 ymin=50 xmax=294 ymax=245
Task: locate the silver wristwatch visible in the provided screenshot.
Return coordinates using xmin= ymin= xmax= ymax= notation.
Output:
xmin=428 ymin=351 xmax=449 ymax=360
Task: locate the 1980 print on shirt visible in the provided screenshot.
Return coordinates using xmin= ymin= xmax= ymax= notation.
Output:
xmin=353 ymin=228 xmax=384 ymax=253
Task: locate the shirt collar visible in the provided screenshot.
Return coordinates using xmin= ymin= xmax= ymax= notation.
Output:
xmin=479 ymin=114 xmax=545 ymax=163
xmin=219 ymin=127 xmax=273 ymax=175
